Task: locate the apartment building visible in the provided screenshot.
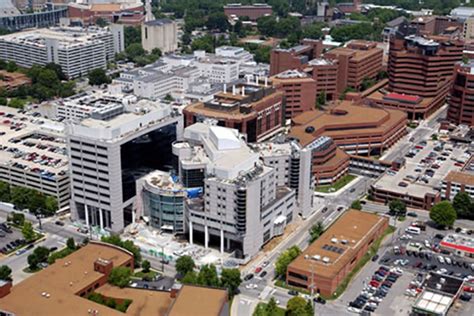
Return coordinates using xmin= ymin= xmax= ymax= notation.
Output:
xmin=0 ymin=25 xmax=124 ymax=79
xmin=223 ymin=3 xmax=272 ymax=21
xmin=174 ymin=123 xmax=297 ymax=261
xmin=141 ymin=19 xmax=178 ymax=53
xmin=324 ymin=40 xmax=383 ymax=93
xmin=67 ymin=101 xmax=183 ymax=232
xmin=448 ymin=63 xmax=474 ymax=126
xmin=183 ymin=80 xmax=285 ymax=142
xmin=289 ymin=101 xmax=408 ymax=157
xmin=271 ymin=70 xmax=317 ymax=120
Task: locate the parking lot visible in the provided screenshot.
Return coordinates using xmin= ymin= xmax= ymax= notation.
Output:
xmin=0 ymin=223 xmax=25 ymax=256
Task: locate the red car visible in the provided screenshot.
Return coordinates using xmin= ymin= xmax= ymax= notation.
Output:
xmin=369 ymin=280 xmax=380 ymax=288
xmin=254 ymin=267 xmax=262 ymax=273
xmin=463 ymin=286 xmax=474 ymax=293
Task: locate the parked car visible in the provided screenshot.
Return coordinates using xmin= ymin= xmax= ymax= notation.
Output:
xmin=288 ymin=290 xmax=298 ymax=296
xmin=407 ymin=212 xmax=418 ymax=217
xmin=460 ymin=293 xmax=472 ymax=301
xmin=243 ymin=274 xmax=254 ymax=281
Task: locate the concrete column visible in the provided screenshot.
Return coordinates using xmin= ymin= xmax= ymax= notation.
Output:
xmin=204 ymin=225 xmax=209 ymax=249
xmin=220 ymin=229 xmax=224 ymax=254
xmin=189 ymin=221 xmax=193 ymax=245
xmin=132 ymin=209 xmax=136 ymax=223
xmin=227 ymin=236 xmax=230 ymax=250
xmin=85 ymin=205 xmax=89 ymax=227
xmin=99 ymin=209 xmax=104 ymax=229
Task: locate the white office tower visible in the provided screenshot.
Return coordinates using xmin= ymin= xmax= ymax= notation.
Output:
xmin=173 ymin=123 xmax=297 ymax=262
xmin=66 ymin=100 xmax=183 ymax=232
xmin=0 ymin=25 xmax=124 ymax=79
xmin=252 ymin=141 xmax=315 ymax=219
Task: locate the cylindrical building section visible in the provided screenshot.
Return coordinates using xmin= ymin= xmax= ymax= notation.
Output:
xmin=448 ymin=63 xmax=474 ymax=127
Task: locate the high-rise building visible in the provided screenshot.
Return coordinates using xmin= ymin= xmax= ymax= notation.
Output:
xmin=271 ymin=70 xmax=317 ymax=120
xmin=141 ymin=19 xmax=178 ymax=53
xmin=448 ymin=62 xmax=474 ymax=126
xmin=67 ymin=101 xmax=183 ymax=232
xmin=324 ymin=40 xmax=383 ymax=93
xmin=0 ymin=25 xmax=124 ymax=79
xmin=388 ymin=35 xmax=464 ymax=98
xmin=174 ymin=123 xmax=313 ymax=261
xmin=270 ymin=39 xmax=324 ymax=76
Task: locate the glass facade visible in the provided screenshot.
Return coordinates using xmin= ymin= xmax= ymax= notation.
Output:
xmin=144 ymin=190 xmax=185 ymax=234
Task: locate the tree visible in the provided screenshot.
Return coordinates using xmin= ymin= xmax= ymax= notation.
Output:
xmin=175 ymin=255 xmax=195 ymax=277
xmin=5 ymin=61 xmax=17 ymax=72
xmin=0 ymin=265 xmax=12 ymax=281
xmin=181 ymin=270 xmax=198 ymax=284
xmin=96 ymin=17 xmax=109 ymax=27
xmin=125 ymin=43 xmax=146 ymax=60
xmin=44 ymin=63 xmax=66 ymax=81
xmin=266 ymin=297 xmax=278 ymax=315
xmin=8 ymin=98 xmax=24 ymax=109
xmin=304 ymin=299 xmax=314 ymax=315
xmin=0 ymin=181 xmax=10 ymax=201
xmin=9 ymin=212 xmax=25 ymax=226
xmin=141 ymin=260 xmax=151 ymax=273
xmin=351 ymin=200 xmax=362 ymax=210
xmin=220 ymin=268 xmax=241 ymax=297
xmin=27 ymin=253 xmax=39 ymax=270
xmin=309 ymin=222 xmax=324 ymax=242
xmin=191 ymin=35 xmax=215 ymax=53
xmin=66 ymin=238 xmax=76 ymax=251
xmin=0 ymin=97 xmax=6 ymax=105
xmin=389 ymin=199 xmax=407 ymax=217
xmin=44 ymin=196 xmax=58 ymax=215
xmin=88 ymin=68 xmax=111 ymax=86
xmin=33 ymin=246 xmax=50 ymax=263
xmin=197 ymin=264 xmax=219 ymax=287
xmin=124 ymin=26 xmax=141 ymax=47
xmin=108 ymin=266 xmax=132 ymax=288
xmin=430 ymin=201 xmax=457 ymax=228
xmin=206 ymin=12 xmax=229 ymax=32
xmin=286 ymin=296 xmax=308 ymax=316
xmin=22 ymin=221 xmax=35 ymax=241
xmin=275 ymin=246 xmax=301 ymax=278
xmin=453 ymin=192 xmax=473 ymax=219
xmin=316 ymin=91 xmax=326 ymax=109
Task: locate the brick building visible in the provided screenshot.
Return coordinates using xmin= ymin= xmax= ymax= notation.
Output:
xmin=270 ymin=39 xmax=324 ymax=76
xmin=183 ymin=80 xmax=285 ymax=142
xmin=304 ymin=58 xmax=339 ymax=101
xmin=68 ymin=2 xmax=145 ymax=26
xmin=324 ymin=40 xmax=383 ymax=93
xmin=448 ymin=63 xmax=474 ymax=126
xmin=223 ymin=3 xmax=272 ymax=21
xmin=289 ymin=101 xmax=407 ymax=157
xmin=271 ymin=69 xmax=317 ymax=120
xmin=286 ymin=210 xmax=389 ymax=296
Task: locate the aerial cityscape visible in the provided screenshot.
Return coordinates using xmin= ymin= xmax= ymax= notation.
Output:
xmin=0 ymin=0 xmax=473 ymax=315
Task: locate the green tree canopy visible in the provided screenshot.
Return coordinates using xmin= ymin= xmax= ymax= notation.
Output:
xmin=197 ymin=264 xmax=219 ymax=287
xmin=220 ymin=268 xmax=242 ymax=297
xmin=175 ymin=255 xmax=195 ymax=277
xmin=88 ymin=68 xmax=111 ymax=86
xmin=66 ymin=238 xmax=76 ymax=251
xmin=430 ymin=201 xmax=457 ymax=228
xmin=21 ymin=221 xmax=35 ymax=241
xmin=0 ymin=265 xmax=12 ymax=281
xmin=141 ymin=260 xmax=151 ymax=273
xmin=309 ymin=222 xmax=324 ymax=242
xmin=286 ymin=296 xmax=308 ymax=316
xmin=108 ymin=266 xmax=132 ymax=288
xmin=351 ymin=200 xmax=362 ymax=210
xmin=453 ymin=192 xmax=473 ymax=219
xmin=206 ymin=12 xmax=229 ymax=32
xmin=275 ymin=246 xmax=301 ymax=278
xmin=389 ymin=199 xmax=407 ymax=217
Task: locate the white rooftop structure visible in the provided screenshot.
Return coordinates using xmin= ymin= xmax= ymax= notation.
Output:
xmin=413 ymin=290 xmax=453 ymax=316
xmin=450 ymin=6 xmax=474 ymax=20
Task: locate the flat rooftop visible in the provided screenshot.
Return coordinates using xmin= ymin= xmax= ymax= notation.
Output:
xmin=441 ymin=233 xmax=474 ymax=254
xmin=444 ymin=170 xmax=474 ymax=186
xmin=168 ymin=285 xmax=228 ymax=316
xmin=289 ymin=101 xmax=406 ymax=147
xmin=0 ymin=106 xmax=68 ymax=177
xmin=288 ymin=210 xmax=387 ymax=278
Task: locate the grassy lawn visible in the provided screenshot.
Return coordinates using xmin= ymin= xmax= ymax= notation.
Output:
xmin=321 ymin=225 xmax=396 ymax=300
xmin=133 ymin=270 xmax=159 ymax=280
xmin=254 ymin=303 xmax=286 ymax=316
xmin=315 ymin=175 xmax=357 ymax=193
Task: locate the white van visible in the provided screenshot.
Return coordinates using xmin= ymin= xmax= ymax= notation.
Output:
xmin=405 ymin=226 xmax=421 ymax=235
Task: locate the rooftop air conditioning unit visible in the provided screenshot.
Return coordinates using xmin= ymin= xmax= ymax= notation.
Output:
xmin=312 ymin=255 xmax=321 ymax=261
xmin=331 ymin=238 xmax=338 ymax=243
xmin=322 ymin=257 xmax=330 ymax=263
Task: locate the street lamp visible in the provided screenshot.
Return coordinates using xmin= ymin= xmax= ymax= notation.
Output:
xmin=35 ymin=209 xmax=42 ymax=231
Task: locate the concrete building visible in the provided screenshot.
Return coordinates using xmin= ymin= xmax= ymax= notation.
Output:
xmin=67 ymin=101 xmax=183 ymax=232
xmin=142 ymin=18 xmax=178 ymax=53
xmin=442 ymin=170 xmax=474 ymax=200
xmin=183 ymin=79 xmax=285 ymax=143
xmin=68 ymin=1 xmax=145 ymax=26
xmin=448 ymin=63 xmax=474 ymax=127
xmin=0 ymin=241 xmax=229 ymax=316
xmin=271 ymin=70 xmax=317 ymax=120
xmin=324 ymin=40 xmax=383 ymax=93
xmin=289 ymin=101 xmax=408 ymax=157
xmin=175 ymin=123 xmax=297 ymax=261
xmin=0 ymin=25 xmax=124 ymax=79
xmin=0 ymin=106 xmax=70 ymax=209
xmin=215 ymin=46 xmax=254 ymax=65
xmin=0 ymin=3 xmax=68 ymax=31
xmin=224 ymin=3 xmax=272 ymax=21
xmin=464 ymin=17 xmax=474 ymax=40
xmin=193 ymin=50 xmax=239 ymax=83
xmin=286 ymin=210 xmax=389 ymax=296
xmin=135 ymin=170 xmax=186 ymax=234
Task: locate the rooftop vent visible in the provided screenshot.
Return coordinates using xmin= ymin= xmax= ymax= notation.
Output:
xmin=305 ymin=126 xmax=315 ymax=133
xmin=341 ymin=239 xmax=348 ymax=245
xmin=312 ymin=255 xmax=321 ymax=261
xmin=322 ymin=257 xmax=330 ymax=263
xmin=331 ymin=238 xmax=338 ymax=243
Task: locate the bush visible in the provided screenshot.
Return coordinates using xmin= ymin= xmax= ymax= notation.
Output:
xmin=108 ymin=266 xmax=132 ymax=288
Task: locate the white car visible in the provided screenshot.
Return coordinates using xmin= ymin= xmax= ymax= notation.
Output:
xmin=445 ymin=257 xmax=452 ymax=265
xmin=347 ymin=307 xmax=361 ymax=314
xmin=437 ymin=256 xmax=445 ymax=264
xmin=424 ymin=240 xmax=431 ymax=248
xmin=437 ymin=268 xmax=448 ymax=274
